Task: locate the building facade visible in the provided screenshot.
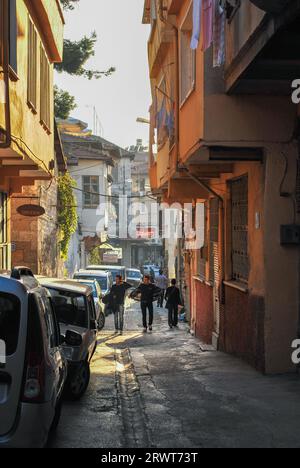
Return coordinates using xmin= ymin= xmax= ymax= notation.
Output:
xmin=112 ymin=139 xmax=163 ymax=269
xmin=59 ymin=119 xmax=120 ymax=275
xmin=0 ymin=0 xmax=64 ymax=270
xmin=143 ymin=0 xmax=300 ymax=373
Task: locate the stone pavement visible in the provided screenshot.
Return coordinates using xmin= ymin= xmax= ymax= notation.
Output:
xmin=49 ymin=301 xmax=300 ymax=448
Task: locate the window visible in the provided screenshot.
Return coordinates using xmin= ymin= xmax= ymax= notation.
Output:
xmin=48 ymin=289 xmax=88 ymax=329
xmin=27 ymin=17 xmax=37 ymax=111
xmin=0 ymin=293 xmax=20 ymax=356
xmin=150 ymin=0 xmax=157 ymax=26
xmin=83 ymin=176 xmax=100 ymax=208
xmin=9 ymin=0 xmax=17 ymax=73
xmin=140 ymin=178 xmax=146 ymax=192
xmin=230 ymin=176 xmax=249 ymax=284
xmin=198 ymin=202 xmax=208 ymax=280
xmin=209 ymin=198 xmax=219 ymax=284
xmin=180 ymin=4 xmax=196 ymax=104
xmin=40 ymin=45 xmax=51 ymax=131
xmin=0 ymin=192 xmax=8 ymax=270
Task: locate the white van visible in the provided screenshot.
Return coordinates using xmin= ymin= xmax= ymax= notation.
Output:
xmin=0 ymin=268 xmax=70 ymax=448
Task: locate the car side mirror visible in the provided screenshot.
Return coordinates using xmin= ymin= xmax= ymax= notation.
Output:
xmin=90 ymin=320 xmax=98 ymax=331
xmin=64 ymin=330 xmax=83 ymax=347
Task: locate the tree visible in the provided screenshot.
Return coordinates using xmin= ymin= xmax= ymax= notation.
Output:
xmin=55 ymin=32 xmax=115 ymax=80
xmin=54 ymin=1 xmax=116 ymax=119
xmin=57 ymin=172 xmax=78 ymax=260
xmin=60 ymin=0 xmax=80 ymax=10
xmin=54 ymin=86 xmax=77 ymax=120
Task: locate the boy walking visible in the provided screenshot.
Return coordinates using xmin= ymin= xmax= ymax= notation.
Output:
xmin=110 ymin=275 xmax=132 ymax=333
xmin=131 ymin=275 xmax=161 ymax=332
xmin=165 ymin=279 xmax=182 ymax=329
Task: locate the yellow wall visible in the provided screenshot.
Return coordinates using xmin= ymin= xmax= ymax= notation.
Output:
xmin=0 ymin=0 xmax=63 ymax=173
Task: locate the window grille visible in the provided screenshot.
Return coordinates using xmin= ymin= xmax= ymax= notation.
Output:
xmin=209 ymin=198 xmax=219 ymax=284
xmin=231 ymin=176 xmax=249 ymax=283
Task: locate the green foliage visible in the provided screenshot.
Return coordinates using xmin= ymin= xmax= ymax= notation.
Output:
xmin=89 ymin=246 xmax=102 ymax=265
xmin=54 ymin=86 xmax=77 ymax=120
xmin=55 ymin=32 xmax=116 ymax=80
xmin=60 ymin=0 xmax=80 ymax=10
xmin=57 ymin=172 xmax=78 ymax=260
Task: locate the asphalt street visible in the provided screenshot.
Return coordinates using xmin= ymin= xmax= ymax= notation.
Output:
xmin=49 ymin=301 xmax=300 ymax=448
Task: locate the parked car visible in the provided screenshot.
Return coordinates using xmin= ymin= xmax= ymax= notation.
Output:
xmin=73 ymin=270 xmax=113 ymax=316
xmin=126 ymin=268 xmax=142 ymax=288
xmin=74 ymin=270 xmax=113 ymax=296
xmin=0 ymin=267 xmax=70 ymax=448
xmin=86 ymin=265 xmax=127 ymax=282
xmin=39 ymin=279 xmax=98 ymax=401
xmin=76 ymin=279 xmax=106 ymax=330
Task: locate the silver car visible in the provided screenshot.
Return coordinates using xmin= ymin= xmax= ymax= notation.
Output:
xmin=40 ymin=279 xmax=98 ymax=401
xmin=76 ymin=279 xmax=106 ymax=330
xmin=126 ymin=268 xmax=142 ymax=288
xmin=0 ymin=268 xmax=68 ymax=448
xmin=73 ymin=270 xmax=114 ymax=316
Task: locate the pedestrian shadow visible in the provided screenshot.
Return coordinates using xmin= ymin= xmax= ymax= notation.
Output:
xmin=97 ymin=332 xmax=118 ymax=346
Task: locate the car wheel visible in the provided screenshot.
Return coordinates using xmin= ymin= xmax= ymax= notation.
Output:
xmin=50 ymin=398 xmax=62 ymax=432
xmin=66 ymin=361 xmax=91 ymax=401
xmin=97 ymin=312 xmax=106 ymax=331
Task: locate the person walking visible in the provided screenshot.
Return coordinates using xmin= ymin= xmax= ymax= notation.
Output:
xmin=165 ymin=279 xmax=182 ymax=329
xmin=131 ymin=275 xmax=161 ymax=333
xmin=155 ymin=269 xmax=168 ymax=308
xmin=110 ymin=275 xmax=132 ymax=334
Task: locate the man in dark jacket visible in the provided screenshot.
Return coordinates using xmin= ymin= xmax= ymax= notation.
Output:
xmin=131 ymin=275 xmax=161 ymax=332
xmin=165 ymin=279 xmax=182 ymax=329
xmin=110 ymin=275 xmax=132 ymax=333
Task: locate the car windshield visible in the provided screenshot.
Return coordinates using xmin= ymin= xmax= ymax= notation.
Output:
xmin=128 ymin=271 xmax=141 ymax=279
xmin=0 ymin=293 xmax=21 ymax=356
xmin=91 ymin=267 xmax=124 ymax=281
xmin=75 ymin=275 xmax=107 ymax=291
xmin=47 ymin=288 xmax=88 ymax=328
xmin=104 ymin=269 xmax=124 ymax=281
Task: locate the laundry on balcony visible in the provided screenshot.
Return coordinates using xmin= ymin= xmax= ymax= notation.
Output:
xmin=191 ymin=0 xmax=202 ymax=50
xmin=203 ymin=0 xmax=213 ymax=51
xmin=213 ymin=0 xmax=226 ymax=67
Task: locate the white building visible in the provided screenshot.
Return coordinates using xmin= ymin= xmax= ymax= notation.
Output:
xmin=59 ymin=119 xmax=121 ymax=275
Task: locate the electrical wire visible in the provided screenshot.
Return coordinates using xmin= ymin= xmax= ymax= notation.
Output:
xmin=71 ymin=186 xmax=157 ymax=201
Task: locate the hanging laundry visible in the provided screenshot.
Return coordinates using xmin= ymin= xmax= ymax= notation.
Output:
xmin=202 ymin=0 xmax=213 ymax=51
xmin=213 ymin=0 xmax=226 ymax=67
xmin=191 ymin=0 xmax=202 ymax=50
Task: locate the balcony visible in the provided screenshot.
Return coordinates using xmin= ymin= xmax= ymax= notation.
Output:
xmin=225 ymin=0 xmax=300 ymax=94
xmin=148 ymin=18 xmax=175 ymax=78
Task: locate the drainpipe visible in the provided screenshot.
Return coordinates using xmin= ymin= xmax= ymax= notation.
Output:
xmin=0 ymin=0 xmax=11 ymax=149
xmin=183 ymin=167 xmax=226 ymax=347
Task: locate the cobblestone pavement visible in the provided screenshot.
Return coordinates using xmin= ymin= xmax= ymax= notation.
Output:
xmin=49 ymin=301 xmax=300 ymax=448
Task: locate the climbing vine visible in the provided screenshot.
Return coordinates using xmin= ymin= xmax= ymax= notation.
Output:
xmin=57 ymin=172 xmax=78 ymax=260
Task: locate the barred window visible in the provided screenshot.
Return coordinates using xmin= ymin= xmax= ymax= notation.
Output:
xmin=27 ymin=17 xmax=37 ymax=111
xmin=209 ymin=198 xmax=219 ymax=284
xmin=198 ymin=202 xmax=207 ymax=280
xmin=40 ymin=45 xmax=51 ymax=131
xmin=231 ymin=176 xmax=249 ymax=284
xmin=83 ymin=176 xmax=100 ymax=209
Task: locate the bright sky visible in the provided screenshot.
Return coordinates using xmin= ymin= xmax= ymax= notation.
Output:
xmin=55 ymin=0 xmax=151 ymax=149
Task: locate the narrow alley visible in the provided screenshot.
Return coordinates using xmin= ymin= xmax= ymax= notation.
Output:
xmin=49 ymin=303 xmax=300 ymax=449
